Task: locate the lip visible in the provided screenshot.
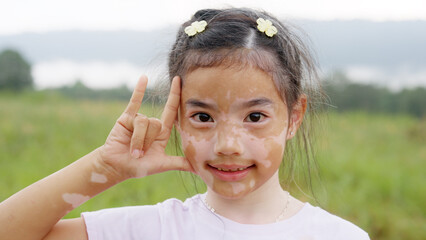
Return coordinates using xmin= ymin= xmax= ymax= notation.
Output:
xmin=207 ymin=164 xmax=254 ymax=182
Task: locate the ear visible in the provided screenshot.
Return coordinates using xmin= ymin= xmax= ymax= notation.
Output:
xmin=286 ymin=94 xmax=307 ymax=140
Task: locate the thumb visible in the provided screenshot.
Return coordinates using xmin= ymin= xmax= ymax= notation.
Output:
xmin=167 ymin=156 xmax=195 ymax=173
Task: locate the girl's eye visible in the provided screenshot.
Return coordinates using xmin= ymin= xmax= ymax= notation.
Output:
xmin=245 ymin=112 xmax=265 ymax=122
xmin=192 ymin=113 xmax=213 ymax=122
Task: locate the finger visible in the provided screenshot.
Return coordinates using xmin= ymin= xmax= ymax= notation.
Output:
xmin=160 ymin=76 xmax=181 ymax=134
xmin=119 ymin=76 xmax=148 ymax=130
xmin=130 ymin=114 xmax=149 ymax=158
xmin=142 ymin=118 xmax=162 ymax=152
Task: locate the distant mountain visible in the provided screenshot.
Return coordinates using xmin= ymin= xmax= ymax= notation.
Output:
xmin=0 ymin=20 xmax=425 ymax=69
xmin=297 ymin=20 xmax=426 ymax=69
xmin=0 ymin=29 xmax=175 ymax=65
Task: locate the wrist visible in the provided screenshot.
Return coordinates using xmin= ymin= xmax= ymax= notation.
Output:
xmin=92 ymin=147 xmax=127 ymax=184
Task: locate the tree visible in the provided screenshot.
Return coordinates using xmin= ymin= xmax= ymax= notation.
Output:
xmin=0 ymin=49 xmax=33 ymax=91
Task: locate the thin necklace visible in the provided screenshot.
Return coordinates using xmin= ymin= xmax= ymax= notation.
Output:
xmin=202 ymin=191 xmax=291 ymax=223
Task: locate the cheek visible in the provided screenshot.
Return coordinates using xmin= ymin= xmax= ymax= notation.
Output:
xmin=241 ymin=136 xmax=270 ymax=167
xmin=263 ymin=129 xmax=287 ymax=169
xmin=241 ymin=129 xmax=286 ymax=169
xmin=264 ymin=139 xmax=285 ymax=169
xmin=181 ymin=133 xmax=215 ymax=163
xmin=180 ymin=131 xmax=215 ymax=184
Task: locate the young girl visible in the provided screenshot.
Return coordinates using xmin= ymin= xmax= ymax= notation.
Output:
xmin=0 ymin=8 xmax=369 ymax=240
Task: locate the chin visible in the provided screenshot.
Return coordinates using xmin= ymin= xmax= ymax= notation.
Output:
xmin=208 ymin=181 xmax=256 ymax=200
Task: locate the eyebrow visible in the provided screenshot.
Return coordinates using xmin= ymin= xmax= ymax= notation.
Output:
xmin=185 ymin=99 xmax=217 ymax=110
xmin=185 ymin=97 xmax=274 ymax=110
xmin=241 ymin=97 xmax=274 ymax=108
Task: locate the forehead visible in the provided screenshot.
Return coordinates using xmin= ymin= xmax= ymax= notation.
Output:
xmin=182 ymin=66 xmax=283 ymax=103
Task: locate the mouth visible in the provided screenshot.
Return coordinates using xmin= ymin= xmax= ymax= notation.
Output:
xmin=207 ymin=164 xmax=254 ymax=181
xmin=209 ymin=165 xmax=253 ymax=172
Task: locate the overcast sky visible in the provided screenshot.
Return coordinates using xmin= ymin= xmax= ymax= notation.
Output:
xmin=1 ymin=0 xmax=426 ymax=35
xmin=2 ymin=0 xmax=425 ymax=89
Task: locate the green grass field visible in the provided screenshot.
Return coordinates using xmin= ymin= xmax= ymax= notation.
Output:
xmin=1 ymin=92 xmax=425 ymax=240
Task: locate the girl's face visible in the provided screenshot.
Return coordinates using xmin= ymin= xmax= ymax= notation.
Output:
xmin=178 ymin=66 xmax=295 ymax=199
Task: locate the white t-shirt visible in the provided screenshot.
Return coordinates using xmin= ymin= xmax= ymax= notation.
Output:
xmin=82 ymin=194 xmax=370 ymax=240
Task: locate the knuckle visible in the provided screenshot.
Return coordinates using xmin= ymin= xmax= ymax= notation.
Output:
xmin=165 ymin=103 xmax=178 ymax=113
xmin=149 ymin=118 xmax=162 ymax=131
xmin=119 ymin=112 xmax=132 ymax=122
xmin=130 ymin=96 xmax=141 ymax=104
xmin=134 ymin=87 xmax=146 ymax=94
xmin=134 ymin=115 xmax=148 ymax=125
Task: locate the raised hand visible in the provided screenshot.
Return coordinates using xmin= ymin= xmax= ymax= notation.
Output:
xmin=97 ymin=75 xmax=193 ymax=181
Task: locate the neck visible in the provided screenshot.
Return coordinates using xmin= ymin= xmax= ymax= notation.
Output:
xmin=205 ymin=171 xmax=289 ymax=224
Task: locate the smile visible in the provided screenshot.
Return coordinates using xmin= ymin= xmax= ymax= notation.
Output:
xmin=208 ymin=164 xmax=253 ymax=171
xmin=217 ymin=167 xmax=247 ymax=172
xmin=207 ymin=164 xmax=254 ymax=181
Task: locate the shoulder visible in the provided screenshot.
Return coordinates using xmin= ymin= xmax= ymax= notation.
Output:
xmin=82 ymin=204 xmax=161 ymax=223
xmin=82 ymin=195 xmax=199 ymax=219
xmin=81 ymin=196 xmax=203 ymax=239
xmin=299 ymin=203 xmax=370 ymax=240
xmin=82 ymin=204 xmax=162 ymax=239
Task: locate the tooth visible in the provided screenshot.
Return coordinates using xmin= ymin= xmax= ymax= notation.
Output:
xmin=231 ymin=169 xmax=238 ymax=172
xmin=223 ymin=169 xmax=229 ymax=172
xmin=238 ymin=168 xmax=244 ymax=171
xmin=217 ymin=168 xmax=222 ymax=171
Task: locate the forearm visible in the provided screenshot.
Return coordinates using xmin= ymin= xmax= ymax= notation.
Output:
xmin=0 ymin=147 xmax=122 ymax=240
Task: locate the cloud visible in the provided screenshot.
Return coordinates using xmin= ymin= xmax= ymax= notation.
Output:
xmin=32 ymin=60 xmax=166 ymax=89
xmin=345 ymin=65 xmax=426 ymax=91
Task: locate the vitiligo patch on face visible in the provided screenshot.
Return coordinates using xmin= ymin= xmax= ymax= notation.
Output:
xmin=180 ymin=130 xmax=216 ymax=162
xmin=90 ymin=172 xmax=108 ymax=183
xmin=62 ymin=193 xmax=90 ymax=208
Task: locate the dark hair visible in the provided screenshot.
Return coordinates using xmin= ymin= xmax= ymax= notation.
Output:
xmin=168 ymin=8 xmax=324 ymax=201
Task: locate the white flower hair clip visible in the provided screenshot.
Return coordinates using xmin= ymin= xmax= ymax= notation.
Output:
xmin=185 ymin=20 xmax=208 ymax=37
xmin=256 ymin=18 xmax=278 ymax=37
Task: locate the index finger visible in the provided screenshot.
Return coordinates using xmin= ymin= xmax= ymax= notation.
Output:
xmin=124 ymin=75 xmax=148 ymax=116
xmin=160 ymin=76 xmax=181 ymax=132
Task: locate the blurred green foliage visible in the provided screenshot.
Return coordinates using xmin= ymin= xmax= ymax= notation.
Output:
xmin=47 ymin=80 xmax=133 ymax=101
xmin=0 ymin=92 xmax=425 ymax=239
xmin=0 ymin=49 xmax=33 ymax=91
xmin=324 ymin=71 xmax=426 ymax=117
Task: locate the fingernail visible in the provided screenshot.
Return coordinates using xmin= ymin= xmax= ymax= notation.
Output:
xmin=132 ymin=149 xmax=140 ymax=158
xmin=140 ymin=150 xmax=144 ymax=157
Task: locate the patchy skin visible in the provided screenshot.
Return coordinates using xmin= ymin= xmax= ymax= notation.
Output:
xmin=180 ymin=130 xmax=216 ymax=163
xmin=62 ymin=193 xmax=90 ymax=208
xmin=90 ymin=172 xmax=108 ymax=183
xmin=226 ymin=90 xmax=231 ymax=100
xmin=135 ymin=163 xmax=149 ymax=178
xmin=179 ymin=66 xmax=294 ymax=199
xmin=230 ymin=182 xmax=246 ymax=195
xmin=249 ymin=179 xmax=255 ymax=188
xmin=181 ymin=132 xmax=215 ymax=186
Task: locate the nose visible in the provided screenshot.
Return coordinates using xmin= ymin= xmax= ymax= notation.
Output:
xmin=214 ymin=128 xmax=243 ymax=156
